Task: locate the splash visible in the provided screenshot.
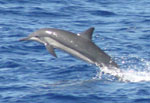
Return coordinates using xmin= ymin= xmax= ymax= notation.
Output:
xmin=120 ymin=69 xmax=150 ymax=82
xmin=95 ymin=59 xmax=150 ymax=82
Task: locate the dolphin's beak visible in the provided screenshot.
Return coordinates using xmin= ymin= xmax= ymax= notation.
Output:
xmin=19 ymin=37 xmax=30 ymax=41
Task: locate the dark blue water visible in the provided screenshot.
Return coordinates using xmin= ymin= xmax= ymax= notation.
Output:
xmin=1 ymin=0 xmax=150 ymax=103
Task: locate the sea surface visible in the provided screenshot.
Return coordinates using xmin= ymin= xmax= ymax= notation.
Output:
xmin=0 ymin=0 xmax=150 ymax=103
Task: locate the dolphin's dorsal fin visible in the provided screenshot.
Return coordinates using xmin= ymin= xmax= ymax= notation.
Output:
xmin=45 ymin=43 xmax=57 ymax=57
xmin=78 ymin=27 xmax=95 ymax=40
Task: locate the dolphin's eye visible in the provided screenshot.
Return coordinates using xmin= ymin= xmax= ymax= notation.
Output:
xmin=35 ymin=35 xmax=39 ymax=37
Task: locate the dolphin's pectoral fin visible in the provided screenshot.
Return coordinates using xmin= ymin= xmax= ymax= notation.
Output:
xmin=45 ymin=43 xmax=57 ymax=57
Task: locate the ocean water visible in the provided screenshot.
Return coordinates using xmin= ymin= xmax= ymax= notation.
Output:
xmin=0 ymin=0 xmax=150 ymax=103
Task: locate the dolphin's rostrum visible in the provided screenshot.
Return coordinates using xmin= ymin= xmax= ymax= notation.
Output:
xmin=20 ymin=27 xmax=119 ymax=69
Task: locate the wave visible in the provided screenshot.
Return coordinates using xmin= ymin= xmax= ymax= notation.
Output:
xmin=89 ymin=10 xmax=117 ymax=17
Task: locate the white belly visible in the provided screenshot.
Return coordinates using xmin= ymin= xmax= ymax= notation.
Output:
xmin=44 ymin=37 xmax=94 ymax=64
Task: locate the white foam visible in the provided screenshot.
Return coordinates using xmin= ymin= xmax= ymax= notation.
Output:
xmin=95 ymin=60 xmax=150 ymax=82
xmin=120 ymin=69 xmax=150 ymax=82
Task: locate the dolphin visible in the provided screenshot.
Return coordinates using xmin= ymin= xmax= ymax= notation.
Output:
xmin=20 ymin=27 xmax=119 ymax=69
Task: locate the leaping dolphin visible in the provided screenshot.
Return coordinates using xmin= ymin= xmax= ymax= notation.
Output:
xmin=20 ymin=27 xmax=119 ymax=69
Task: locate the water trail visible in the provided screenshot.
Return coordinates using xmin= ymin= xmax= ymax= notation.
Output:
xmin=95 ymin=60 xmax=150 ymax=82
